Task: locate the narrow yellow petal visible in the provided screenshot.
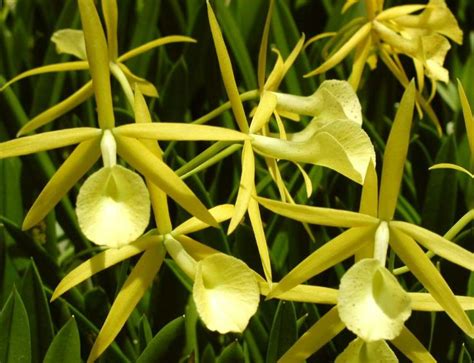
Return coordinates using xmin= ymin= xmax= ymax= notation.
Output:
xmin=51 ymin=29 xmax=87 ymax=60
xmin=259 ymin=283 xmax=338 ymax=305
xmin=78 ymin=0 xmax=114 ymax=129
xmin=375 ymin=5 xmax=426 ymax=21
xmin=51 ymin=235 xmax=161 ymax=301
xmin=336 ymin=338 xmax=397 ymax=363
xmin=207 ymin=2 xmax=249 ymax=133
xmin=172 ymin=204 xmax=235 ymax=236
xmin=18 ymin=81 xmax=94 ymax=136
xmin=118 ymin=35 xmax=196 ymax=62
xmin=390 ymin=227 xmax=474 ymax=337
xmin=114 ymin=123 xmax=250 ymax=141
xmin=256 ymin=196 xmax=379 ymax=228
xmin=133 ymin=88 xmax=172 ymax=234
xmin=294 ymin=163 xmax=313 ymax=198
xmin=118 ymin=63 xmax=158 ymax=98
xmin=101 ymin=0 xmax=118 ymax=60
xmin=87 ymin=245 xmax=165 ymax=362
xmin=429 ymin=163 xmax=474 ymax=178
xmin=457 ymin=79 xmax=474 ymax=156
xmin=268 ymin=226 xmax=374 ymax=299
xmin=378 ymin=81 xmax=416 ymax=221
xmin=305 ymin=22 xmax=372 ymax=78
xmin=0 ymin=61 xmax=89 ymax=91
xmin=257 ymin=0 xmax=274 ymax=90
xmin=391 ymin=327 xmax=436 ymax=363
xmin=228 ymin=141 xmax=254 ymax=233
xmin=249 ymin=91 xmax=277 ymax=134
xmin=115 ymin=136 xmax=217 ymax=227
xmin=359 ymin=160 xmax=378 ymax=217
xmin=410 ymin=292 xmax=474 ymax=312
xmin=248 ymin=192 xmax=272 ymax=282
xmin=0 ymin=128 xmax=101 ymax=159
xmin=174 ymin=234 xmax=218 ymax=261
xmin=278 ymin=307 xmax=344 ymax=363
xmin=348 ymin=36 xmax=372 ymax=90
xmin=22 ymin=137 xmax=101 ymax=230
xmin=390 ymin=221 xmax=474 ymax=270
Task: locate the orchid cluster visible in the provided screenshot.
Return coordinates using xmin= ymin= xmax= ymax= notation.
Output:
xmin=0 ymin=0 xmax=473 ymax=362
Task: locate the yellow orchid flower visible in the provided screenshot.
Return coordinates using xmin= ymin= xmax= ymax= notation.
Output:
xmin=51 ymin=203 xmax=259 ymax=362
xmin=257 ymin=82 xmax=474 ymax=339
xmin=0 ymin=0 xmax=195 ymax=136
xmin=306 ymin=0 xmax=462 ymax=132
xmin=206 ymin=1 xmax=375 ymax=283
xmin=0 ymin=0 xmax=252 ymax=234
xmin=257 ymin=265 xmax=474 ymax=362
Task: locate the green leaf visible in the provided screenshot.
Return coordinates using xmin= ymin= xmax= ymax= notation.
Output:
xmin=138 ymin=315 xmax=153 ymax=354
xmin=19 ymin=261 xmax=54 ymax=363
xmin=136 ymin=316 xmax=185 ymax=363
xmin=266 ymin=301 xmax=297 ymax=363
xmin=217 ymin=341 xmax=245 ymax=363
xmin=43 ymin=317 xmax=81 ymax=363
xmin=159 ymin=58 xmax=189 ymax=120
xmin=422 ymin=135 xmax=458 ymax=234
xmin=0 ymin=288 xmax=31 ymax=363
xmin=201 ymin=344 xmax=217 ymax=363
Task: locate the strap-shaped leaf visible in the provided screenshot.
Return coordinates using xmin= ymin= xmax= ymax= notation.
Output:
xmin=88 ymin=244 xmax=166 ymax=362
xmin=78 ymin=0 xmax=114 ymax=129
xmin=390 ymin=227 xmax=474 ymax=337
xmin=268 ymin=226 xmax=374 ymax=299
xmin=378 ymin=81 xmax=415 ymax=220
xmin=0 ymin=128 xmax=101 ymax=159
xmin=391 ymin=221 xmax=474 ymax=270
xmin=390 ymin=326 xmax=436 ymax=363
xmin=43 ymin=318 xmax=81 ymax=363
xmin=115 ymin=135 xmax=217 ymax=227
xmin=278 ymin=307 xmax=344 ymax=363
xmin=118 ymin=35 xmax=196 ymax=62
xmin=305 ymin=22 xmax=372 ymax=77
xmin=23 ymin=137 xmax=101 ymax=230
xmin=257 ymin=196 xmax=379 ymax=227
xmin=172 ymin=204 xmax=234 ymax=236
xmin=114 ymin=123 xmax=249 ymax=141
xmin=51 ymin=235 xmax=161 ymax=301
xmin=228 ymin=141 xmax=254 ymax=233
xmin=207 ymin=2 xmax=249 ymax=133
xmin=18 ymin=81 xmax=94 ymax=136
xmin=0 ymin=61 xmax=88 ymax=91
xmin=101 ymin=0 xmax=118 ymax=60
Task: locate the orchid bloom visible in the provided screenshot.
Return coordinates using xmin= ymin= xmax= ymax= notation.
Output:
xmin=206 ymin=2 xmax=375 ymax=283
xmin=0 ymin=0 xmax=195 ymax=136
xmin=257 ymin=82 xmax=474 ymax=340
xmin=0 ymin=0 xmax=256 ymax=237
xmin=306 ymin=0 xmax=462 ymax=132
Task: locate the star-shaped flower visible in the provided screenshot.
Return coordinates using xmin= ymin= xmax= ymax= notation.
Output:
xmin=0 ymin=0 xmax=195 ymax=136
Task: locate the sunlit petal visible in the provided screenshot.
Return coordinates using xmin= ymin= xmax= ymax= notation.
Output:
xmin=51 ymin=29 xmax=87 ymax=60
xmin=76 ymin=165 xmax=151 ymax=247
xmin=338 ymin=259 xmax=411 ymax=341
xmin=335 ymin=338 xmax=397 ymax=363
xmin=193 ymin=253 xmax=259 ymax=333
